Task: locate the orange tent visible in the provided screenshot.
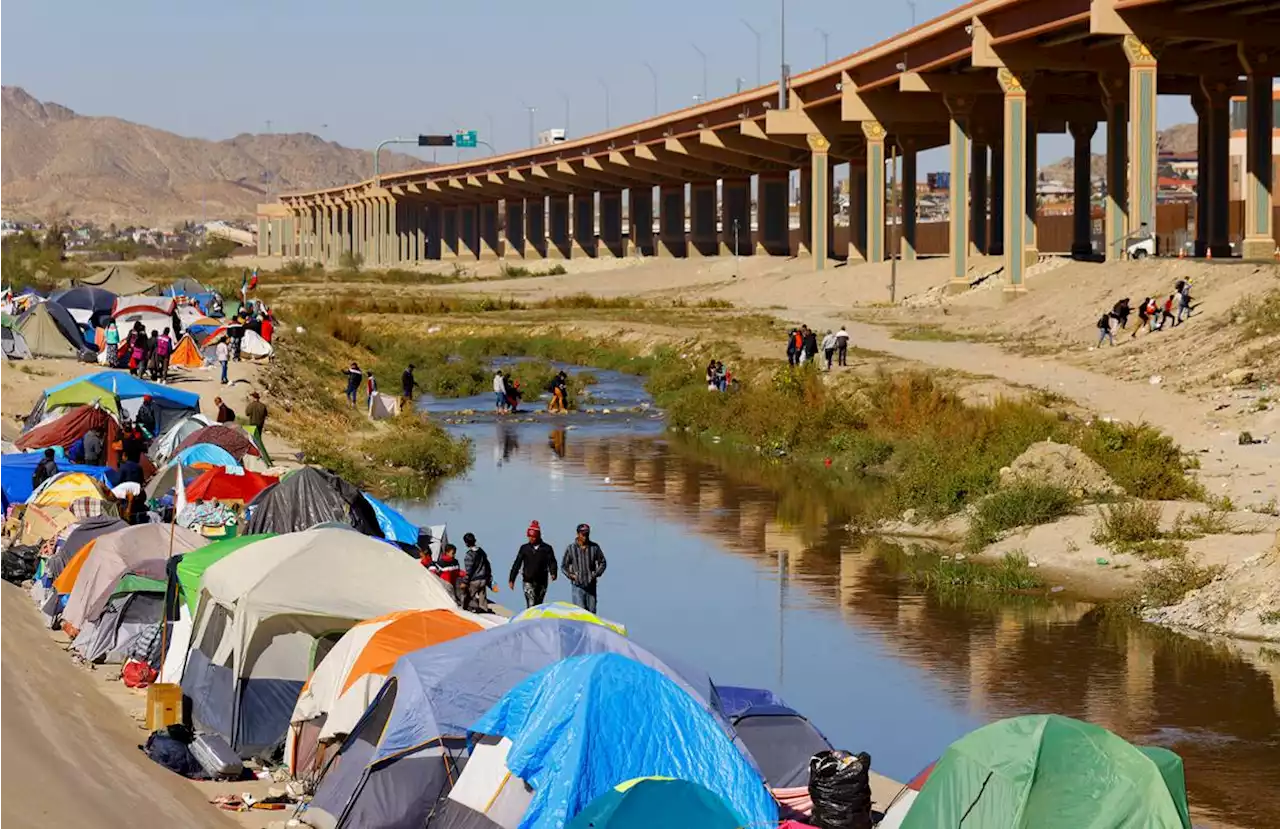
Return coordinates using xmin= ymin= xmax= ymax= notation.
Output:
xmin=168 ymin=333 xmax=205 ymax=369
xmin=53 ymin=537 xmax=99 ymax=595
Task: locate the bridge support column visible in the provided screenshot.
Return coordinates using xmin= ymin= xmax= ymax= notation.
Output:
xmin=1101 ymin=75 xmax=1128 ymax=262
xmin=355 ymin=201 xmax=368 ymax=263
xmin=863 ymin=121 xmax=887 ymax=264
xmin=970 ymin=137 xmax=988 ymax=256
xmin=658 ymin=184 xmax=685 ymax=257
xmin=479 ymin=202 xmax=500 ymax=260
xmin=628 ymin=187 xmax=654 ymax=256
xmin=1024 ymin=117 xmax=1038 ymax=268
xmin=441 ymin=205 xmax=459 ymax=259
xmin=1125 ymin=35 xmax=1160 ymax=253
xmin=525 ymin=197 xmax=546 ymax=260
xmin=504 ymin=200 xmax=525 ymax=259
xmin=989 ymin=140 xmax=1004 ymax=256
xmin=423 ymin=204 xmax=440 ymax=260
xmin=386 ymin=198 xmax=399 ymax=265
xmin=1241 ymin=62 xmax=1275 ymax=259
xmin=548 ymin=194 xmax=570 ymax=259
xmin=459 ymin=205 xmax=479 ymax=259
xmin=804 ymin=135 xmax=833 ymax=270
xmin=689 ymin=181 xmax=717 ymax=257
xmin=798 ymin=163 xmax=811 ymax=256
xmin=572 ymin=192 xmax=596 ymax=258
xmin=902 ymin=142 xmax=918 ymax=260
xmin=1201 ymin=78 xmax=1234 ymax=258
xmin=756 ymin=173 xmax=789 ymax=256
xmin=945 ymin=95 xmax=974 ymax=285
xmin=1070 ymin=120 xmax=1097 ymax=258
xmin=999 ymin=68 xmax=1029 ymax=292
xmin=600 ymin=190 xmax=624 ymax=258
xmin=721 ymin=177 xmax=750 ymax=255
xmin=369 ymin=199 xmax=383 ymax=266
xmin=848 ymin=164 xmax=867 ymax=262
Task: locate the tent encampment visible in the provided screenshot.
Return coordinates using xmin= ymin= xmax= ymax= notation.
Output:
xmin=305 ymin=618 xmax=738 ymax=829
xmin=182 ymin=528 xmax=461 ymax=758
xmin=897 ymin=714 xmax=1192 ymax=829
xmin=3 ymin=326 xmax=32 ymax=359
xmin=17 ymin=301 xmax=88 ymax=358
xmin=725 ymin=697 xmax=833 ymax=789
xmin=16 ymin=405 xmax=121 ymax=465
xmin=200 ymin=325 xmax=273 ymax=358
xmin=0 ymin=454 xmax=112 ymax=506
xmin=59 ymin=523 xmax=207 ymax=633
xmin=28 ymin=471 xmax=117 ymax=514
xmin=362 ymin=494 xmax=421 ymax=547
xmin=35 ymin=371 xmax=199 ymax=434
xmin=444 ymin=653 xmax=776 ymax=829
xmin=112 ymin=295 xmax=176 ymax=317
xmin=173 ymin=424 xmax=260 ymax=463
xmin=71 ymin=588 xmax=165 ymax=664
xmin=512 ymin=601 xmax=627 ymax=636
xmin=285 ymin=608 xmax=497 ymax=777
xmin=47 ymin=515 xmax=128 ymax=581
xmin=186 ymin=467 xmax=277 ymax=504
xmin=168 ymin=333 xmax=205 ymax=369
xmin=74 ymin=265 xmax=157 ymax=295
xmin=51 ymin=286 xmax=117 ymax=328
xmin=567 ymin=778 xmax=746 ymax=829
xmin=245 ymin=467 xmax=382 ymax=538
xmin=151 ymin=413 xmax=214 ymax=463
xmin=165 ymin=277 xmax=208 ymax=297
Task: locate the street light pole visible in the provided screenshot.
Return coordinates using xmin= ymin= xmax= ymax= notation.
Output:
xmin=817 ymin=28 xmax=830 ymax=64
xmin=561 ymin=92 xmax=570 ymax=137
xmin=524 ymin=105 xmax=537 ymax=147
xmin=643 ymin=61 xmax=659 ymax=115
xmin=890 ymin=140 xmax=900 ymax=304
xmin=692 ymin=43 xmax=708 ymax=103
xmin=778 ymin=0 xmax=788 ymax=110
xmin=741 ymin=20 xmax=762 ymax=87
xmin=598 ymin=77 xmax=611 ymax=129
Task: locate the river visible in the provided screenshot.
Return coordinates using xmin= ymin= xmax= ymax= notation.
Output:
xmin=400 ymin=369 xmax=1280 ymax=828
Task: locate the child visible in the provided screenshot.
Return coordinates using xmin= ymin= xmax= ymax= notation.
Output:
xmin=429 ymin=543 xmax=464 ymax=604
xmin=1159 ymin=295 xmax=1177 ymax=330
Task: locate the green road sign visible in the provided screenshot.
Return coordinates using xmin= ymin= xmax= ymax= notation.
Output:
xmin=455 ymin=130 xmax=478 ymax=148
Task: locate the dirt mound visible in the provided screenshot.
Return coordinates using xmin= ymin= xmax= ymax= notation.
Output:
xmin=1145 ymin=531 xmax=1280 ymax=641
xmin=999 ymin=440 xmax=1122 ymax=498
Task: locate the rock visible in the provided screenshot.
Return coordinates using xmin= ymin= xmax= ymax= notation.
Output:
xmin=999 ymin=440 xmax=1123 ymax=498
xmin=1227 ymin=368 xmax=1256 ymax=385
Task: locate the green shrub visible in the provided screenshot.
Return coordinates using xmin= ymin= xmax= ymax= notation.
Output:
xmin=1127 ymin=558 xmax=1222 ymax=609
xmin=908 ymin=550 xmax=1045 ymax=594
xmin=1092 ymin=499 xmax=1164 ymax=547
xmin=965 ymin=484 xmax=1077 ymax=551
xmin=1075 ymin=421 xmax=1202 ymax=500
xmin=361 ymin=416 xmax=472 ymax=478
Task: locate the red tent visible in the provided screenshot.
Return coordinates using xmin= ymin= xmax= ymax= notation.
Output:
xmin=185 ymin=466 xmax=278 ymax=503
xmin=173 ymin=424 xmax=260 ymax=462
xmin=15 ymin=405 xmax=122 ymax=467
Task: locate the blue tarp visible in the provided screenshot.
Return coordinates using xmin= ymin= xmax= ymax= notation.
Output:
xmin=44 ymin=370 xmax=200 ymax=410
xmin=373 ymin=619 xmax=734 ymax=765
xmin=171 ymin=443 xmax=241 ymax=469
xmin=472 ymin=653 xmax=777 ymax=829
xmin=717 ymin=685 xmax=789 ymax=719
xmin=363 ymin=494 xmax=419 ymax=545
xmin=1 ymin=455 xmax=111 ymax=504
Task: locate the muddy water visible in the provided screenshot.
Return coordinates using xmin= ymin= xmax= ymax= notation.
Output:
xmin=400 ymin=391 xmax=1280 ymax=828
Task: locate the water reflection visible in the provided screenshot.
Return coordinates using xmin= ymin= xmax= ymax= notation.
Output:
xmin=400 ymin=424 xmax=1280 ymax=828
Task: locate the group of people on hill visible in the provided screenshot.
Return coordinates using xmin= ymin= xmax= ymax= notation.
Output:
xmin=786 ymin=324 xmax=851 ymax=370
xmin=705 ymin=360 xmax=730 ymax=392
xmin=420 ymin=520 xmax=608 ymax=614
xmin=216 ymin=305 xmax=276 ymax=386
xmin=1096 ymin=279 xmax=1194 ymax=346
xmin=111 ymin=322 xmax=174 ymax=383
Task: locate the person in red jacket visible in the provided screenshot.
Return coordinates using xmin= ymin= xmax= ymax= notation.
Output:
xmin=428 ymin=544 xmax=463 ymax=604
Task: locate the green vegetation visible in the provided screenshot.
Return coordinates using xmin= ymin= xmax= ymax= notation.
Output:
xmin=0 ymin=230 xmax=88 ymax=292
xmin=1231 ymin=288 xmax=1280 ymax=339
xmin=1259 ymin=609 xmax=1280 ymax=625
xmin=965 ymin=484 xmax=1078 ymax=552
xmin=906 ymin=549 xmax=1045 ymax=595
xmin=1074 ymin=420 xmax=1203 ymax=501
xmin=1119 ymin=558 xmax=1223 ymax=612
xmin=891 ymin=324 xmax=997 ymax=343
xmin=191 ymin=236 xmax=239 ymax=262
xmin=497 ymin=262 xmax=568 ymax=278
xmin=1092 ymin=499 xmax=1235 ymax=560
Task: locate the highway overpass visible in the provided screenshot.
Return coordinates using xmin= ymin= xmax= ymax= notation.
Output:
xmin=259 ymin=0 xmax=1278 ymax=289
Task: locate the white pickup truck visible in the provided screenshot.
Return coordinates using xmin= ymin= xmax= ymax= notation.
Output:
xmin=1125 ymin=225 xmax=1156 ymax=259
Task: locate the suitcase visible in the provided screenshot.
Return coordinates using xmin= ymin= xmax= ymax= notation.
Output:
xmin=190 ymin=732 xmax=243 ymax=779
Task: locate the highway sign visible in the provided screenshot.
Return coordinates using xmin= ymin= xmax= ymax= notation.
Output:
xmin=455 ymin=130 xmax=478 ymax=149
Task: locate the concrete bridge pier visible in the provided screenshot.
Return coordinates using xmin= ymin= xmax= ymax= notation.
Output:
xmin=863 ymin=121 xmax=887 ymax=264
xmin=504 ymin=200 xmax=525 ymax=259
xmin=945 ymin=94 xmax=974 ymax=286
xmin=756 ymin=173 xmax=789 ymax=256
xmin=1069 ymin=121 xmax=1097 ymax=258
xmin=970 ymin=136 xmax=989 ymax=256
xmin=572 ymin=193 xmax=596 ymax=258
xmin=721 ymin=177 xmax=750 ymax=256
xmin=989 ymin=140 xmax=1004 ymax=256
xmin=628 ymin=186 xmax=655 ymax=256
xmin=901 ymin=143 xmax=917 ymax=260
xmin=479 ymin=202 xmax=501 ymax=260
xmin=1125 ymin=35 xmax=1159 ymax=256
xmin=848 ymin=164 xmax=867 ymax=262
xmin=1200 ymin=78 xmax=1234 ymax=259
xmin=600 ymin=190 xmax=624 ymax=258
xmin=441 ymin=206 xmax=459 ymax=260
xmin=524 ymin=197 xmax=546 ymax=260
xmin=1240 ymin=53 xmax=1275 ymax=259
xmin=1101 ymin=75 xmax=1129 ymax=262
xmin=458 ymin=204 xmax=479 ymax=260
xmin=999 ymin=68 xmax=1030 ymax=291
xmin=548 ymin=194 xmax=570 ymax=259
xmin=658 ymin=184 xmax=685 ymax=257
xmin=689 ymin=182 xmax=717 ymax=257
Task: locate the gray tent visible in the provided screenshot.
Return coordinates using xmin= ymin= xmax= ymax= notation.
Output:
xmin=71 ymin=591 xmax=164 ymax=664
xmin=730 ymin=704 xmax=833 ymax=788
xmin=48 ymin=516 xmax=129 ymax=581
xmin=246 ymin=467 xmax=383 ymax=538
xmin=2 ymin=326 xmax=32 ymax=359
xmin=74 ymin=265 xmax=158 ymax=296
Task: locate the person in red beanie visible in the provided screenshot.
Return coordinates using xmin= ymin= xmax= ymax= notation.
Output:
xmin=508 ymin=520 xmax=557 ymax=608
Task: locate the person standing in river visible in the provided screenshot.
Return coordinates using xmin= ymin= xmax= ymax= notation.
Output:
xmin=461 ymin=532 xmax=494 ymax=613
xmin=509 ymin=520 xmax=557 ymax=607
xmin=562 ymin=523 xmax=607 ymax=614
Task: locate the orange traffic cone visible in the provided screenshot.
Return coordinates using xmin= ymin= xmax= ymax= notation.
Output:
xmin=1178 ymin=248 xmax=1185 ymax=259
xmin=1206 ymin=247 xmax=1213 ymax=260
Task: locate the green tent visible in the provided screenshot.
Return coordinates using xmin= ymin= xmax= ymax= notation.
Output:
xmin=174 ymin=533 xmax=275 ymax=614
xmin=44 ymin=379 xmax=121 ymax=417
xmin=901 ymin=715 xmax=1191 ymax=829
xmin=74 ymin=265 xmax=157 ymax=296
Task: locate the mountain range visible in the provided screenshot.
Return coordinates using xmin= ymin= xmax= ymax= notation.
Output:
xmin=1 ymin=86 xmax=428 ymax=226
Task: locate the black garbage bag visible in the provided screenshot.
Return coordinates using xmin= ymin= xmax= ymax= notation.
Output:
xmin=809 ymin=749 xmax=873 ymax=829
xmin=2 ymin=544 xmax=42 ymax=584
xmin=142 ymin=728 xmax=204 ymax=779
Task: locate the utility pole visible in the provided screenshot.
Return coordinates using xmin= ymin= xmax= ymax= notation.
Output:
xmin=643 ymin=62 xmax=659 ymax=115
xmin=817 ymin=28 xmax=830 ymax=64
xmin=561 ymin=92 xmax=570 ymax=137
xmin=599 ymin=77 xmax=611 ymax=129
xmin=523 ymin=103 xmax=537 ymax=147
xmin=692 ymin=43 xmax=709 ymax=103
xmin=741 ymin=19 xmax=763 ymax=87
xmin=890 ymin=140 xmax=900 ymax=304
xmin=778 ymin=0 xmax=788 ymax=111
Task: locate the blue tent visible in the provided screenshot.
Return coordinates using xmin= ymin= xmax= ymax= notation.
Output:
xmin=718 ymin=685 xmax=789 ymax=719
xmin=306 ymin=619 xmax=744 ymax=829
xmin=43 ymin=370 xmax=199 ymax=411
xmin=171 ymin=443 xmax=241 ymax=469
xmin=362 ymin=494 xmax=420 ymax=545
xmin=1 ymin=455 xmax=111 ymax=504
xmin=471 ymin=653 xmax=777 ymax=829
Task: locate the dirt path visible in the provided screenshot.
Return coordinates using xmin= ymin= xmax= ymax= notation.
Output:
xmin=1 ymin=582 xmax=239 ymax=829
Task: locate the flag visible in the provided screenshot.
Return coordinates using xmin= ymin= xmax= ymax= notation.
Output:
xmin=240 ymin=269 xmax=249 ymax=299
xmin=174 ymin=459 xmax=188 ymax=517
xmin=248 ymin=267 xmax=259 ymax=291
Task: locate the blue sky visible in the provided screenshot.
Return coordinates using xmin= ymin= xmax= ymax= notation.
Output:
xmin=3 ymin=0 xmax=1194 ymax=175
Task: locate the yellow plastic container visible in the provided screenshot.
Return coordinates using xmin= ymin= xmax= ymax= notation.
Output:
xmin=145 ymin=683 xmax=182 ymax=732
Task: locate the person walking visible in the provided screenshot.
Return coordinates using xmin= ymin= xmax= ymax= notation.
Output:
xmin=216 ymin=338 xmax=230 ymax=385
xmin=821 ymin=330 xmax=837 ymax=371
xmin=104 ymin=324 xmax=120 ymax=368
xmin=429 ymin=544 xmax=464 ymax=605
xmin=1110 ymin=298 xmax=1131 ymax=331
xmin=1176 ymin=279 xmax=1193 ymax=324
xmin=547 ymin=371 xmax=568 ymax=413
xmin=836 ymin=325 xmax=850 ymax=366
xmin=135 ymin=394 xmax=158 ymax=438
xmin=787 ymin=328 xmax=802 ymax=366
xmin=154 ymin=327 xmax=173 ymax=383
xmin=493 ymin=369 xmax=508 ymax=413
xmin=365 ymin=373 xmax=378 ymax=406
xmin=508 ymin=520 xmax=557 ymax=608
xmin=803 ymin=326 xmax=819 ymax=365
xmin=344 ymin=362 xmax=363 ymax=406
xmin=83 ymin=427 xmax=104 ymax=466
xmin=462 ymin=532 xmax=494 ymax=613
xmin=245 ymin=392 xmax=272 ymax=465
xmin=1096 ymin=311 xmax=1114 ymax=347
xmin=214 ymin=396 xmax=236 ymax=424
xmin=401 ymin=364 xmax=418 ymax=408
xmin=32 ymin=448 xmax=58 ymax=490
xmin=1158 ymin=294 xmax=1177 ymax=330
xmin=561 ymin=523 xmax=607 ymax=614
xmin=1132 ymin=297 xmax=1151 ymax=338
